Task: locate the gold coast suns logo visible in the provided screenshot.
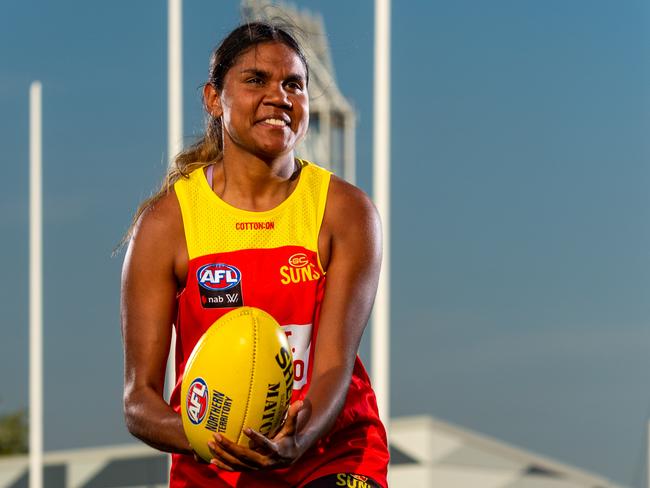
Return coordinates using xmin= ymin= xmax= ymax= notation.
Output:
xmin=280 ymin=252 xmax=321 ymax=285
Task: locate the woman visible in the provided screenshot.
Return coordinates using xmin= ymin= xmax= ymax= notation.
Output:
xmin=121 ymin=22 xmax=389 ymax=487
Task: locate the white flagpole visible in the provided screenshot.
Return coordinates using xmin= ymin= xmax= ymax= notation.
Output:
xmin=166 ymin=0 xmax=182 ymax=401
xmin=29 ymin=81 xmax=43 ymax=488
xmin=168 ymin=0 xmax=183 ymax=172
xmin=167 ymin=0 xmax=182 ymax=477
xmin=372 ymin=0 xmax=391 ymax=429
xmin=647 ymin=420 xmax=650 ymax=488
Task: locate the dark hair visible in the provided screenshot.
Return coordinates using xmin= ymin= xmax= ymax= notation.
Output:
xmin=122 ymin=22 xmax=309 ymax=246
xmin=210 ymin=22 xmax=309 ymax=92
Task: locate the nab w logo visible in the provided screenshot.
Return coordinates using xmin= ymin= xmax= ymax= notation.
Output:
xmin=197 ymin=263 xmax=245 ymax=309
xmin=186 ymin=378 xmax=208 ymax=425
xmin=197 ymin=264 xmax=241 ymax=291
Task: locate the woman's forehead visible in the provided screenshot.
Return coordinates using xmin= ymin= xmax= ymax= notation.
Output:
xmin=231 ymin=42 xmax=307 ymax=77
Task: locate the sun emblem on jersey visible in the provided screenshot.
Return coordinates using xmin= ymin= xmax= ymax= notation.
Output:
xmin=279 ymin=253 xmax=320 ymax=285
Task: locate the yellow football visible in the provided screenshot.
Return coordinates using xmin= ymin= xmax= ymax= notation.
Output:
xmin=180 ymin=307 xmax=294 ymax=462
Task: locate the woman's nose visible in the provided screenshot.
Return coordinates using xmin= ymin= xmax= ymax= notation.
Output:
xmin=264 ymin=83 xmax=292 ymax=108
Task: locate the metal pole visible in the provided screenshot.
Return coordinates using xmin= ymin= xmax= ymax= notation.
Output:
xmin=647 ymin=420 xmax=650 ymax=488
xmin=168 ymin=0 xmax=183 ymax=171
xmin=167 ymin=0 xmax=182 ymax=477
xmin=166 ymin=0 xmax=182 ymax=401
xmin=29 ymin=81 xmax=43 ymax=488
xmin=372 ymin=0 xmax=391 ymax=429
xmin=344 ymin=112 xmax=356 ymax=185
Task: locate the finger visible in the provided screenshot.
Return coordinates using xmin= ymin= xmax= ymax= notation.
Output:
xmin=209 ymin=445 xmax=253 ymax=471
xmin=289 ymin=399 xmax=304 ymax=415
xmin=212 ymin=434 xmax=275 ymax=470
xmin=193 ymin=451 xmax=210 ymax=464
xmin=208 ymin=436 xmax=259 ymax=471
xmin=244 ymin=427 xmax=279 ymax=453
xmin=207 ymin=440 xmax=236 ymax=471
xmin=276 ymin=401 xmax=303 ymax=437
xmin=208 ymin=452 xmax=234 ymax=472
xmin=243 ymin=428 xmax=300 ymax=469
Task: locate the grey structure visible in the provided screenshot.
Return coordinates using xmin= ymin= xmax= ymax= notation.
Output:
xmin=241 ymin=0 xmax=357 ymax=182
xmin=389 ymin=416 xmax=626 ymax=488
xmin=0 ymin=444 xmax=165 ymax=488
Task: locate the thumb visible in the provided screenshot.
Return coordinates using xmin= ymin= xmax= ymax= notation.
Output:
xmin=282 ymin=400 xmax=304 ymax=434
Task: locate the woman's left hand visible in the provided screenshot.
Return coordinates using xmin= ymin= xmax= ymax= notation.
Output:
xmin=207 ymin=400 xmax=305 ymax=471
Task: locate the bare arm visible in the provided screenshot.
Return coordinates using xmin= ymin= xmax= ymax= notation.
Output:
xmin=121 ymin=192 xmax=192 ymax=455
xmin=208 ymin=176 xmax=382 ymax=470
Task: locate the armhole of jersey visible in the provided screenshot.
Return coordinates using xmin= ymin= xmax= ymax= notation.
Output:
xmin=315 ymin=170 xmax=331 ymax=274
xmin=173 ymin=178 xmax=194 ymax=261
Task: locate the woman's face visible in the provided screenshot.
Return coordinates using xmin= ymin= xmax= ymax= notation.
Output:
xmin=208 ymin=41 xmax=309 ymax=160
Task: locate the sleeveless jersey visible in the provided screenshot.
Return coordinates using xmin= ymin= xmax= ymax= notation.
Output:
xmin=169 ymin=161 xmax=389 ymax=488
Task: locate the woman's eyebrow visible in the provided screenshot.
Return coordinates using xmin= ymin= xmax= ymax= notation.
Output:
xmin=285 ymin=73 xmax=306 ymax=84
xmin=240 ymin=68 xmax=269 ymax=78
xmin=239 ymin=68 xmax=305 ymax=83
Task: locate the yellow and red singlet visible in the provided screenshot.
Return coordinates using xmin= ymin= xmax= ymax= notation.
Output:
xmin=169 ymin=161 xmax=388 ymax=487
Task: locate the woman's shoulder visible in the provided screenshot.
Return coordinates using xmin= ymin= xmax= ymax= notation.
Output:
xmin=125 ymin=188 xmax=187 ymax=281
xmin=298 ymin=159 xmax=375 ymax=213
xmin=329 ymin=175 xmax=377 ymax=215
xmin=325 ymin=174 xmax=380 ymax=233
xmin=131 ymin=190 xmax=184 ymax=246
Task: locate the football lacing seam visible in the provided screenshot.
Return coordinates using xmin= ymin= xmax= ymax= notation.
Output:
xmin=240 ymin=309 xmax=257 ymax=444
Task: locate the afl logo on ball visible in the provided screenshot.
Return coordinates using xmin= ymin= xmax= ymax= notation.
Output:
xmin=198 ymin=263 xmax=241 ymax=291
xmin=186 ymin=378 xmax=209 ymax=425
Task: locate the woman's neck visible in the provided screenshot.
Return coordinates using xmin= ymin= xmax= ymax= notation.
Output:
xmin=210 ymin=148 xmax=300 ymax=212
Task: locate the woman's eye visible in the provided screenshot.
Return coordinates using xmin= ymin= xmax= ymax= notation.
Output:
xmin=286 ymin=81 xmax=303 ymax=91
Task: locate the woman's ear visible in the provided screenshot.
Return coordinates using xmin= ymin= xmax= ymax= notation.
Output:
xmin=203 ymin=84 xmax=223 ymax=117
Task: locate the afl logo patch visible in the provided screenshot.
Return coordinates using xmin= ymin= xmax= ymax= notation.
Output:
xmin=288 ymin=253 xmax=309 ymax=268
xmin=186 ymin=378 xmax=208 ymax=425
xmin=197 ymin=264 xmax=241 ymax=291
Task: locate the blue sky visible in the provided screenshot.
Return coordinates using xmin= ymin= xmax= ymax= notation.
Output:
xmin=1 ymin=1 xmax=649 ymax=486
